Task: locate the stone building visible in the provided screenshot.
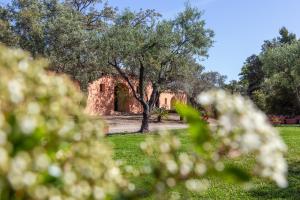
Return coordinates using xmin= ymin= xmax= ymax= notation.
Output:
xmin=85 ymin=75 xmax=187 ymax=115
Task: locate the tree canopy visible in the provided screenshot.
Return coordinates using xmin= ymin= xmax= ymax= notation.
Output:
xmin=262 ymin=40 xmax=300 ymax=112
xmin=99 ymin=5 xmax=214 ymax=132
xmin=237 ymin=27 xmax=300 ymax=115
xmin=0 ymin=0 xmax=116 ymax=90
xmin=1 ymin=0 xmax=218 ymax=131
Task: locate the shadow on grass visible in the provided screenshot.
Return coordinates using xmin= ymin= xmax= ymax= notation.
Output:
xmin=250 ymin=161 xmax=300 ymax=199
xmin=274 ymin=125 xmax=300 ymax=128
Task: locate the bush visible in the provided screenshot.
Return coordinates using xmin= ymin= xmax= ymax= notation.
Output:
xmin=0 ymin=45 xmax=128 ymax=199
xmin=153 ymin=107 xmax=169 ymax=122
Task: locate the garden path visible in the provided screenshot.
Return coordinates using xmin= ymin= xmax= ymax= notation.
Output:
xmin=103 ymin=113 xmax=188 ymax=134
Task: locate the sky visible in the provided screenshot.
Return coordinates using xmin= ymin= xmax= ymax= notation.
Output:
xmin=2 ymin=0 xmax=300 ymax=81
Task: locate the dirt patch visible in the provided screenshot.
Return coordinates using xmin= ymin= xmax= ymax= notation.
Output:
xmin=103 ymin=113 xmax=188 ymax=134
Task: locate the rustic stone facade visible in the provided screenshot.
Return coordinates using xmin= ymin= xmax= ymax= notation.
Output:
xmin=85 ymin=75 xmax=187 ymax=115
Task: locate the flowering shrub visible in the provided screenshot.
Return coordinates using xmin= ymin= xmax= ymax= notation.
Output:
xmin=198 ymin=90 xmax=288 ymax=187
xmin=123 ymin=90 xmax=288 ymax=199
xmin=0 ymin=45 xmax=129 ymax=200
xmin=0 ymin=45 xmax=288 ymax=199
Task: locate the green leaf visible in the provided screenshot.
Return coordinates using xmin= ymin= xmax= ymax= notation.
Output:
xmin=175 ymin=103 xmax=200 ymax=123
xmin=221 ymin=166 xmax=251 ymax=183
xmin=175 ymin=103 xmax=210 ymax=149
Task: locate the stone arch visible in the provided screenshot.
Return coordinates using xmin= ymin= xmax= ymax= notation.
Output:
xmin=171 ymin=96 xmax=177 ymax=110
xmin=114 ymin=83 xmax=130 ymax=113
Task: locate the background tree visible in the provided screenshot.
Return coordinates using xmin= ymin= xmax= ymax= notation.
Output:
xmin=0 ymin=0 xmax=115 ymax=90
xmin=238 ymin=27 xmax=299 ymax=115
xmin=239 ymin=54 xmax=264 ymax=100
xmin=185 ymin=70 xmax=226 ymax=108
xmin=224 ymin=80 xmax=244 ymax=94
xmin=0 ymin=5 xmax=18 ymax=46
xmin=261 ymin=41 xmax=300 ymax=114
xmin=100 ymin=5 xmax=214 ymax=132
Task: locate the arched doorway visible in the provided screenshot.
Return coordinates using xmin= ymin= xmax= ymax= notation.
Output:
xmin=114 ymin=83 xmax=130 ymax=113
xmin=171 ymin=97 xmax=177 ymax=110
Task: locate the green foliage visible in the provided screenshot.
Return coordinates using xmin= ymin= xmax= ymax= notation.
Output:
xmin=221 ymin=165 xmax=251 ymax=183
xmin=153 ymin=107 xmax=169 ymax=122
xmin=175 ymin=104 xmax=210 ymax=150
xmin=251 ymin=89 xmax=267 ymax=111
xmin=0 ymin=0 xmax=217 ymax=132
xmin=237 ymin=27 xmax=300 ymax=115
xmin=224 ymin=80 xmax=244 ymax=94
xmin=99 ymin=4 xmax=214 ymax=132
xmin=261 ymin=40 xmax=300 ymax=114
xmin=0 ymin=0 xmax=116 ymax=90
xmin=239 ymin=54 xmax=264 ymax=99
xmin=176 ymin=70 xmax=227 ymax=108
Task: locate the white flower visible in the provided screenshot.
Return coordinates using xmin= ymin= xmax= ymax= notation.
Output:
xmin=0 ymin=130 xmax=7 ymax=145
xmin=48 ymin=164 xmax=62 ymax=177
xmin=240 ymin=132 xmax=261 ymax=152
xmin=180 ymin=163 xmax=192 ymax=176
xmin=27 ymin=102 xmax=40 ymax=115
xmin=12 ymin=154 xmax=30 ymax=172
xmin=109 ymin=167 xmax=120 ymax=179
xmin=50 ymin=196 xmax=62 ymax=200
xmin=20 ymin=116 xmax=37 ymax=134
xmin=185 ymin=179 xmax=208 ymax=192
xmin=93 ymin=186 xmax=105 ymax=200
xmin=34 ymin=186 xmax=48 ymax=199
xmin=197 ymin=90 xmax=288 ymax=187
xmin=18 ymin=60 xmax=29 ymax=72
xmin=58 ymin=121 xmax=75 ymax=136
xmin=166 ymin=178 xmax=176 ymax=187
xmin=57 ymin=79 xmax=67 ymax=96
xmin=64 ymin=171 xmax=77 ymax=185
xmin=160 ymin=142 xmax=170 ymax=153
xmin=166 ymin=160 xmax=178 ymax=174
xmin=8 ymin=79 xmax=24 ymax=103
xmin=128 ymin=183 xmax=135 ymax=191
xmin=219 ymin=115 xmax=233 ymax=133
xmin=195 ymin=163 xmax=207 ymax=175
xmin=140 ymin=142 xmax=147 ymax=150
xmin=23 ymin=171 xmax=37 ymax=186
xmin=197 ymin=93 xmax=213 ymax=105
xmin=273 ymin=173 xmax=288 ymax=188
xmin=35 ymin=154 xmax=50 ymax=170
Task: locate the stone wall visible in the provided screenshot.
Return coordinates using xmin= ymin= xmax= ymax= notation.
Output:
xmin=85 ymin=75 xmax=187 ymax=115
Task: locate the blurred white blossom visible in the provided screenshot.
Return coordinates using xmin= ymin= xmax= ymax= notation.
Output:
xmin=198 ymin=90 xmax=288 ymax=188
xmin=0 ymin=46 xmax=128 ymax=199
xmin=8 ymin=79 xmax=24 ymax=103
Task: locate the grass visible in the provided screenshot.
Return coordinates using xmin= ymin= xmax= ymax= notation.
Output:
xmin=108 ymin=127 xmax=300 ymax=199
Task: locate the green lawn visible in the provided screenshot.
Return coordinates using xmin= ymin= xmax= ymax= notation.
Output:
xmin=108 ymin=127 xmax=300 ymax=199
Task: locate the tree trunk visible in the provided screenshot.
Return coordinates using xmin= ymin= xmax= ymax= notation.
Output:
xmin=139 ymin=85 xmax=159 ymax=133
xmin=157 ymin=115 xmax=162 ymax=122
xmin=140 ymin=106 xmax=150 ymax=133
xmin=180 ymin=116 xmax=183 ymax=121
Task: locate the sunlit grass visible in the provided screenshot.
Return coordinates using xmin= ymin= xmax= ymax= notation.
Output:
xmin=108 ymin=127 xmax=300 ymax=199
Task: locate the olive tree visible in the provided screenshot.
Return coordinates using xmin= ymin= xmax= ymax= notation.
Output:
xmin=100 ymin=5 xmax=214 ymax=132
xmin=262 ymin=40 xmax=300 ymax=111
xmin=0 ymin=0 xmax=115 ymax=90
